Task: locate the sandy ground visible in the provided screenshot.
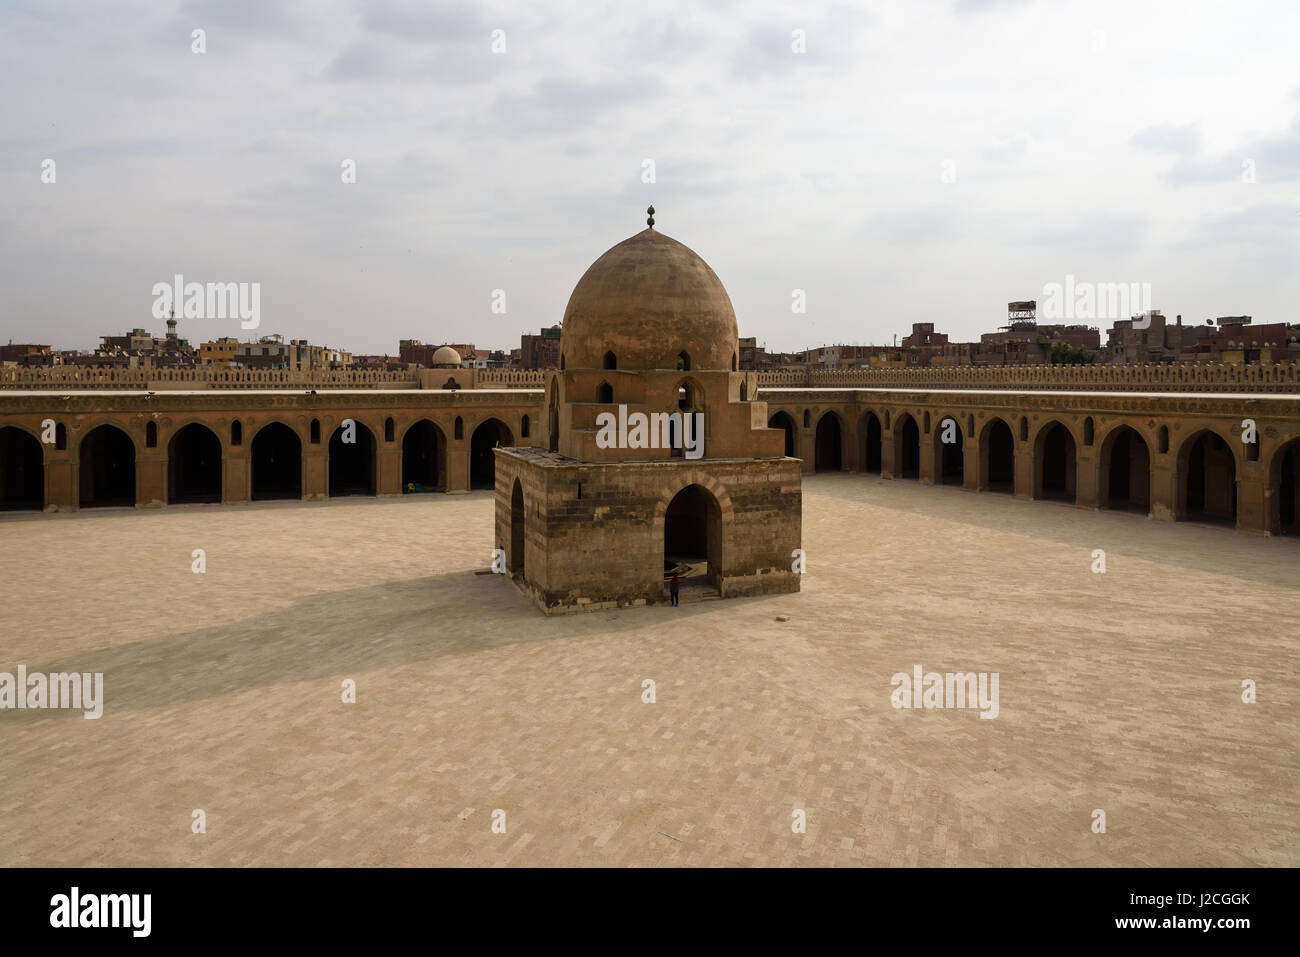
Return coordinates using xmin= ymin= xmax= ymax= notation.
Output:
xmin=0 ymin=476 xmax=1296 ymax=867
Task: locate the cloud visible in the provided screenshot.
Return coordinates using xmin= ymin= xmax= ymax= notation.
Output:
xmin=865 ymin=205 xmax=969 ymax=244
xmin=1182 ymin=203 xmax=1300 ymax=248
xmin=1165 ymin=117 xmax=1300 ymax=184
xmin=1131 ymin=123 xmax=1199 ymax=155
xmin=1023 ymin=214 xmax=1150 ymax=254
xmin=953 ymin=0 xmax=1033 ymax=14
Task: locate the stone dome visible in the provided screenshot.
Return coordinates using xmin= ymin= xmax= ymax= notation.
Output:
xmin=432 ymin=346 xmax=461 ymax=367
xmin=559 ymin=228 xmax=739 ymax=372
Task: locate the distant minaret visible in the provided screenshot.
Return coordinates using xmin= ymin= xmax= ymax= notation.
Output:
xmin=166 ymin=306 xmax=178 ymax=340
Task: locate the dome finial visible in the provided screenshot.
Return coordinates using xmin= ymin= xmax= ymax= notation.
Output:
xmin=646 ymin=205 xmax=655 ymax=229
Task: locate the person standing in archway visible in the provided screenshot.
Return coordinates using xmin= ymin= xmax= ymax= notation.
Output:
xmin=669 ymin=572 xmax=680 ymax=607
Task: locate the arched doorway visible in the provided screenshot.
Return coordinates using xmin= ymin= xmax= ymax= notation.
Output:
xmin=329 ymin=420 xmax=376 ymax=496
xmin=79 ymin=424 xmax=136 ymax=508
xmin=768 ymin=411 xmax=796 ymax=457
xmin=510 ymin=479 xmax=525 ymax=575
xmin=861 ymin=412 xmax=882 ymax=474
xmin=1271 ymin=438 xmax=1300 ymax=535
xmin=1179 ymin=430 xmax=1236 ymax=525
xmin=1099 ymin=426 xmax=1150 ymax=513
xmin=935 ymin=415 xmax=963 ymax=486
xmin=895 ymin=414 xmax=920 ymax=479
xmin=814 ymin=413 xmax=843 ymax=472
xmin=251 ymin=422 xmax=302 ymax=500
xmin=981 ymin=418 xmax=1015 ymax=494
xmin=0 ymin=426 xmax=43 ymax=510
xmin=471 ymin=419 xmax=514 ymax=489
xmin=1034 ymin=422 xmax=1077 ymax=503
xmin=663 ymin=483 xmax=722 ymax=595
xmin=402 ymin=420 xmax=446 ymax=492
xmin=168 ymin=423 xmax=222 ymax=504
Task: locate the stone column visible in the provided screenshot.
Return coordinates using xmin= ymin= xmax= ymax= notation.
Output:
xmin=1149 ymin=460 xmax=1176 ymax=521
xmin=303 ymin=445 xmax=328 ymax=500
xmin=137 ymin=446 xmax=165 ymax=508
xmin=797 ymin=427 xmax=815 ymax=475
xmin=1236 ymin=464 xmax=1267 ymax=534
xmin=845 ymin=416 xmax=862 ymax=472
xmin=224 ymin=445 xmax=249 ymax=504
xmin=377 ymin=445 xmax=402 ymax=496
xmin=963 ymin=437 xmax=979 ymax=491
xmin=1013 ymin=440 xmax=1034 ymax=500
xmin=45 ymin=448 xmax=76 ymax=511
xmin=919 ymin=429 xmax=935 ymax=485
xmin=881 ymin=426 xmax=897 ymax=480
xmin=446 ymin=443 xmax=469 ymax=492
xmin=1075 ymin=450 xmax=1101 ymax=509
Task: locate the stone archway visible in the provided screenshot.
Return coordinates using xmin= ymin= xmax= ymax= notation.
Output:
xmin=768 ymin=411 xmax=797 ymax=457
xmin=934 ymin=413 xmax=964 ymax=486
xmin=1177 ymin=430 xmax=1236 ymax=525
xmin=402 ymin=419 xmax=446 ymax=492
xmin=1270 ymin=437 xmax=1300 ymax=535
xmin=814 ymin=412 xmax=843 ymax=472
xmin=471 ymin=418 xmax=514 ymax=489
xmin=79 ymin=424 xmax=136 ymax=508
xmin=168 ymin=423 xmax=222 ymax=504
xmin=663 ymin=483 xmax=723 ymax=595
xmin=980 ymin=418 xmax=1015 ymax=494
xmin=1098 ymin=425 xmax=1151 ymax=513
xmin=1034 ymin=421 xmax=1077 ymax=503
xmin=0 ymin=426 xmax=44 ymax=510
xmin=510 ymin=479 xmax=526 ymax=575
xmin=894 ymin=413 xmax=920 ymax=479
xmin=861 ymin=412 xmax=882 ymax=474
xmin=251 ymin=422 xmax=302 ymax=501
xmin=329 ymin=420 xmax=377 ymax=496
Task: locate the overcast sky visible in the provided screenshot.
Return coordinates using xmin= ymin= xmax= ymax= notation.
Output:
xmin=2 ymin=0 xmax=1298 ymax=356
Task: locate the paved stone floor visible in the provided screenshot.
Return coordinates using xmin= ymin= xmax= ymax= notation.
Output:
xmin=1 ymin=476 xmax=1296 ymax=867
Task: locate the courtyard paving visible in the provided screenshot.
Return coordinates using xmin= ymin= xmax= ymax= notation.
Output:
xmin=1 ymin=475 xmax=1296 ymax=867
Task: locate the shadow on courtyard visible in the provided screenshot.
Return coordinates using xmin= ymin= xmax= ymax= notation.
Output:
xmin=3 ymin=566 xmax=788 ymax=722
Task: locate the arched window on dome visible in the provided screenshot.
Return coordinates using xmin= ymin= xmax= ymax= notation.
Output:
xmin=732 ymin=353 xmax=738 ymax=372
xmin=603 ymin=351 xmax=617 ymax=370
xmin=597 ymin=381 xmax=614 ymax=404
xmin=677 ymin=351 xmax=691 ymax=372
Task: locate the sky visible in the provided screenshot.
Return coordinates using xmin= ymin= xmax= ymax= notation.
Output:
xmin=2 ymin=0 xmax=1298 ymax=356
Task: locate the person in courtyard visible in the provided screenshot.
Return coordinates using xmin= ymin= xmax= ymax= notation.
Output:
xmin=669 ymin=572 xmax=680 ymax=606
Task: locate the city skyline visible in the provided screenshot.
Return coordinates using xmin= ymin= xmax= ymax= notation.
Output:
xmin=4 ymin=0 xmax=1300 ymax=356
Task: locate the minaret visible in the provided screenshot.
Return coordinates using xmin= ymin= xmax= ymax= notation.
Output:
xmin=166 ymin=307 xmax=178 ymax=340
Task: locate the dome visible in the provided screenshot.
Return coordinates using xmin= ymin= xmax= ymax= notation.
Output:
xmin=559 ymin=228 xmax=739 ymax=372
xmin=432 ymin=346 xmax=461 ymax=367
